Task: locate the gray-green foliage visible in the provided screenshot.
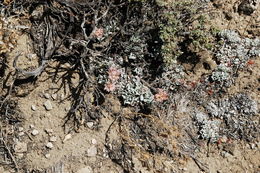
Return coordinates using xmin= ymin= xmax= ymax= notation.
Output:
xmin=120 ymin=76 xmax=154 ymax=106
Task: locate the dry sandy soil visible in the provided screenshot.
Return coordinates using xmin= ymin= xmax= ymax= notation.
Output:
xmin=0 ymin=0 xmax=259 ymax=173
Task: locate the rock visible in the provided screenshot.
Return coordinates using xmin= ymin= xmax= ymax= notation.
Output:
xmin=31 ymin=105 xmax=37 ymax=111
xmin=86 ymin=122 xmax=94 ymax=128
xmin=51 ymin=93 xmax=57 ymax=100
xmin=18 ymin=127 xmax=24 ymax=132
xmin=49 ymin=136 xmax=57 ymax=142
xmin=18 ymin=132 xmax=25 ymax=136
xmin=87 ymin=145 xmax=97 ymax=157
xmin=77 ymin=166 xmax=93 ymax=173
xmin=250 ymin=143 xmax=256 ymax=149
xmin=91 ymin=139 xmax=97 ymax=145
xmin=44 ymin=100 xmax=53 ymax=111
xmin=29 ymin=124 xmax=35 ymax=128
xmin=31 ymin=129 xmax=39 ymax=136
xmin=63 ymin=134 xmax=72 ymax=143
xmin=14 ymin=142 xmax=27 ymax=153
xmin=46 ymin=142 xmax=54 ymax=149
xmin=238 ymin=0 xmax=259 ymax=15
xmin=44 ymin=93 xmax=51 ymax=99
xmin=223 ymin=143 xmax=235 ymax=155
xmin=45 ymin=128 xmax=53 ymax=134
xmin=45 ymin=153 xmax=51 ymax=158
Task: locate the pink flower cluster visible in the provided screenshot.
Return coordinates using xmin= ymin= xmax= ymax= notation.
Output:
xmin=154 ymin=89 xmax=168 ymax=102
xmin=104 ymin=67 xmax=121 ymax=92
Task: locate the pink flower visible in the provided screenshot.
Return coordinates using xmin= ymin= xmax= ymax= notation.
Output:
xmin=108 ymin=67 xmax=121 ymax=82
xmin=154 ymin=89 xmax=168 ymax=102
xmin=104 ymin=82 xmax=116 ymax=92
xmin=93 ymin=28 xmax=104 ymax=38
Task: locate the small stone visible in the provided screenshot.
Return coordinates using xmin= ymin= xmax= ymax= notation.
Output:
xmin=18 ymin=127 xmax=24 ymax=132
xmin=77 ymin=166 xmax=93 ymax=173
xmin=250 ymin=143 xmax=256 ymax=150
xmin=44 ymin=100 xmax=53 ymax=111
xmin=87 ymin=145 xmax=97 ymax=157
xmin=29 ymin=124 xmax=35 ymax=128
xmin=14 ymin=142 xmax=27 ymax=153
xmin=31 ymin=129 xmax=39 ymax=136
xmin=63 ymin=134 xmax=72 ymax=143
xmin=223 ymin=143 xmax=235 ymax=155
xmin=27 ymin=53 xmax=37 ymax=60
xmin=60 ymin=93 xmax=65 ymax=100
xmin=18 ymin=132 xmax=25 ymax=136
xmin=44 ymin=93 xmax=51 ymax=99
xmin=49 ymin=136 xmax=57 ymax=142
xmin=31 ymin=105 xmax=37 ymax=111
xmin=45 ymin=153 xmax=51 ymax=158
xmin=91 ymin=139 xmax=97 ymax=145
xmin=46 ymin=142 xmax=54 ymax=149
xmin=51 ymin=93 xmax=57 ymax=100
xmin=45 ymin=128 xmax=53 ymax=134
xmin=86 ymin=122 xmax=94 ymax=128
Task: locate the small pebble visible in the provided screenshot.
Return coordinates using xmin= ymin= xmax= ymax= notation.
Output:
xmin=45 ymin=153 xmax=51 ymax=158
xmin=31 ymin=105 xmax=37 ymax=111
xmin=44 ymin=100 xmax=53 ymax=111
xmin=87 ymin=145 xmax=97 ymax=157
xmin=250 ymin=143 xmax=256 ymax=150
xmin=44 ymin=93 xmax=51 ymax=99
xmin=18 ymin=127 xmax=24 ymax=132
xmin=14 ymin=142 xmax=27 ymax=153
xmin=51 ymin=93 xmax=57 ymax=100
xmin=63 ymin=134 xmax=72 ymax=143
xmin=31 ymin=129 xmax=39 ymax=136
xmin=77 ymin=166 xmax=93 ymax=173
xmin=86 ymin=122 xmax=94 ymax=128
xmin=45 ymin=128 xmax=53 ymax=134
xmin=91 ymin=139 xmax=97 ymax=145
xmin=49 ymin=136 xmax=57 ymax=142
xmin=46 ymin=142 xmax=54 ymax=149
xmin=29 ymin=124 xmax=35 ymax=128
xmin=18 ymin=132 xmax=25 ymax=136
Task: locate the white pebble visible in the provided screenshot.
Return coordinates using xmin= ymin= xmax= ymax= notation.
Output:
xmin=86 ymin=122 xmax=94 ymax=128
xmin=91 ymin=139 xmax=97 ymax=145
xmin=45 ymin=128 xmax=53 ymax=134
xmin=46 ymin=142 xmax=54 ymax=149
xmin=44 ymin=93 xmax=51 ymax=99
xmin=18 ymin=127 xmax=24 ymax=132
xmin=63 ymin=134 xmax=72 ymax=143
xmin=45 ymin=153 xmax=51 ymax=158
xmin=31 ymin=105 xmax=37 ymax=111
xmin=49 ymin=136 xmax=57 ymax=142
xmin=44 ymin=100 xmax=53 ymax=111
xmin=51 ymin=93 xmax=57 ymax=100
xmin=87 ymin=145 xmax=97 ymax=157
xmin=31 ymin=129 xmax=39 ymax=136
